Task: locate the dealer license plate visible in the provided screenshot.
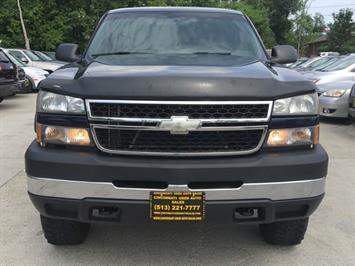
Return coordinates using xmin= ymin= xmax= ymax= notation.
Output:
xmin=150 ymin=191 xmax=205 ymax=221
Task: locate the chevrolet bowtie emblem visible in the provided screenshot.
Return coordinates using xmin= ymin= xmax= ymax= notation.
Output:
xmin=159 ymin=116 xmax=202 ymax=135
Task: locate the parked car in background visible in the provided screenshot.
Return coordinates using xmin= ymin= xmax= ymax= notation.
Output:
xmin=32 ymin=50 xmax=66 ymax=64
xmin=42 ymin=51 xmax=56 ymax=60
xmin=287 ymin=57 xmax=308 ymax=68
xmin=15 ymin=67 xmax=31 ymax=93
xmin=33 ymin=50 xmax=66 ymax=65
xmin=295 ymin=56 xmax=336 ymax=72
xmin=311 ymin=56 xmax=343 ymax=72
xmin=5 ymin=52 xmax=48 ymax=92
xmin=318 ymin=81 xmax=353 ymax=119
xmin=303 ymin=55 xmax=355 ymax=87
xmin=5 ymin=48 xmax=64 ymax=73
xmin=0 ymin=49 xmax=18 ymax=103
xmin=32 ymin=51 xmax=54 ymax=61
xmin=294 ymin=57 xmax=323 ymax=71
xmin=349 ymin=85 xmax=355 ymax=121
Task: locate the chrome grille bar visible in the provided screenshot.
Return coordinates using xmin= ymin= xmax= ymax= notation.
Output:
xmin=86 ymin=100 xmax=272 ymax=156
xmin=86 ymin=100 xmax=273 ymax=123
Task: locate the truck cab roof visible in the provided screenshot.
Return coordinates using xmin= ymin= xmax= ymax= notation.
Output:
xmin=107 ymin=7 xmax=243 ymax=15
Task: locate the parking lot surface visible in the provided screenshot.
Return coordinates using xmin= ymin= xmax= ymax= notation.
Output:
xmin=0 ymin=94 xmax=355 ymax=265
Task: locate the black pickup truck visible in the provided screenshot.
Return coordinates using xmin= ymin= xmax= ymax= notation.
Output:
xmin=25 ymin=7 xmax=328 ymax=246
xmin=0 ymin=49 xmax=18 ymax=103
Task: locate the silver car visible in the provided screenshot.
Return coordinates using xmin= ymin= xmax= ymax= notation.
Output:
xmin=318 ymin=81 xmax=353 ymax=118
xmin=5 ymin=49 xmax=64 ymax=73
xmin=302 ymin=56 xmax=355 ymax=119
xmin=303 ymin=55 xmax=355 ymax=86
xmin=296 ymin=56 xmax=337 ymax=72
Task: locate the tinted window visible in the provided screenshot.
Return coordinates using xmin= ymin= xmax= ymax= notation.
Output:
xmin=87 ymin=11 xmax=266 ymax=65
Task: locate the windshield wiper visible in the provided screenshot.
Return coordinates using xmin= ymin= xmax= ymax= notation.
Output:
xmin=192 ymin=52 xmax=232 ymax=55
xmin=91 ymin=51 xmax=153 ymax=58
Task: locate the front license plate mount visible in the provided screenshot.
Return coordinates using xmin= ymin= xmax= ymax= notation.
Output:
xmin=150 ymin=191 xmax=205 ymax=221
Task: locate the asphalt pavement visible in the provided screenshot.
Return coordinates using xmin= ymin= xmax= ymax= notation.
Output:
xmin=0 ymin=93 xmax=355 ymax=265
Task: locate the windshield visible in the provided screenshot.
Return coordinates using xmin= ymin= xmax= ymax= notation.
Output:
xmin=23 ymin=50 xmax=42 ymax=61
xmin=86 ymin=11 xmax=266 ymax=65
xmin=314 ymin=57 xmax=341 ymax=71
xmin=33 ymin=51 xmax=53 ymax=61
xmin=294 ymin=58 xmax=312 ymax=68
xmin=307 ymin=57 xmax=332 ymax=69
xmin=321 ymin=56 xmax=355 ymax=72
xmin=6 ymin=53 xmax=26 ymax=67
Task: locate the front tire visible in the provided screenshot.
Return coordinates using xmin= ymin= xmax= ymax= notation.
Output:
xmin=40 ymin=215 xmax=90 ymax=245
xmin=259 ymin=218 xmax=308 ymax=246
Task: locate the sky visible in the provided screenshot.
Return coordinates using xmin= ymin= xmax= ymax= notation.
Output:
xmin=308 ymin=0 xmax=355 ymax=23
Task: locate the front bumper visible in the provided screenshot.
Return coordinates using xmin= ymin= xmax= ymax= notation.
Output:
xmin=319 ymin=94 xmax=349 ymax=118
xmin=28 ymin=175 xmax=326 ymax=201
xmin=29 ymin=193 xmax=324 ymax=224
xmin=26 ymin=141 xmax=328 ymax=223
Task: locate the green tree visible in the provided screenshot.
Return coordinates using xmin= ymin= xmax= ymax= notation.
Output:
xmin=313 ymin=13 xmax=326 ymax=33
xmin=327 ymin=9 xmax=354 ymax=52
xmin=244 ymin=0 xmax=302 ymax=44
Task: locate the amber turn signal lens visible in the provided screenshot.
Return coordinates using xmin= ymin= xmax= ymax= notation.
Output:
xmin=36 ymin=123 xmax=43 ymax=144
xmin=314 ymin=125 xmax=319 ymax=145
xmin=37 ymin=124 xmax=92 ymax=146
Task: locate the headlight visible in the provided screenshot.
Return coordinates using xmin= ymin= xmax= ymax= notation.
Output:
xmin=273 ymin=93 xmax=318 ymax=116
xmin=266 ymin=126 xmax=319 ymax=147
xmin=36 ymin=123 xmax=92 ymax=146
xmin=323 ymin=89 xmax=346 ymax=97
xmin=37 ymin=91 xmax=85 ymax=114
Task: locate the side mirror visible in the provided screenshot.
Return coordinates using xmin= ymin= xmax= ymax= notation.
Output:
xmin=271 ymin=45 xmax=298 ymax=64
xmin=55 ymin=43 xmax=80 ymax=62
xmin=20 ymin=57 xmax=29 ymax=64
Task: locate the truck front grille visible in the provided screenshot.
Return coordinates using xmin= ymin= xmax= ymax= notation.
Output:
xmin=89 ymin=101 xmax=270 ymax=120
xmin=86 ymin=100 xmax=272 ymax=156
xmin=94 ymin=128 xmax=264 ymax=154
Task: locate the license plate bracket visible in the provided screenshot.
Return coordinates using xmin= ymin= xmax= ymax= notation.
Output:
xmin=150 ymin=191 xmax=205 ymax=221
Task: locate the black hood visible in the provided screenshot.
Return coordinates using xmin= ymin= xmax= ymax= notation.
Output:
xmin=41 ymin=60 xmax=316 ymax=100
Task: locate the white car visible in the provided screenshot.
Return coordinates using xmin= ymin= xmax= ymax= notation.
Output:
xmin=5 ymin=52 xmax=48 ymax=91
xmin=5 ymin=48 xmax=64 ymax=73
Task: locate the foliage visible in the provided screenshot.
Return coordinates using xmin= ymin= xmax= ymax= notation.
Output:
xmin=243 ymin=0 xmax=302 ymax=44
xmin=286 ymin=0 xmax=321 ymax=56
xmin=326 ymin=9 xmax=354 ymax=53
xmin=313 ymin=13 xmax=326 ymax=33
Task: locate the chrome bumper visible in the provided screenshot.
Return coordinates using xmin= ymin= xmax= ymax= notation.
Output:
xmin=27 ymin=176 xmax=326 ymax=201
